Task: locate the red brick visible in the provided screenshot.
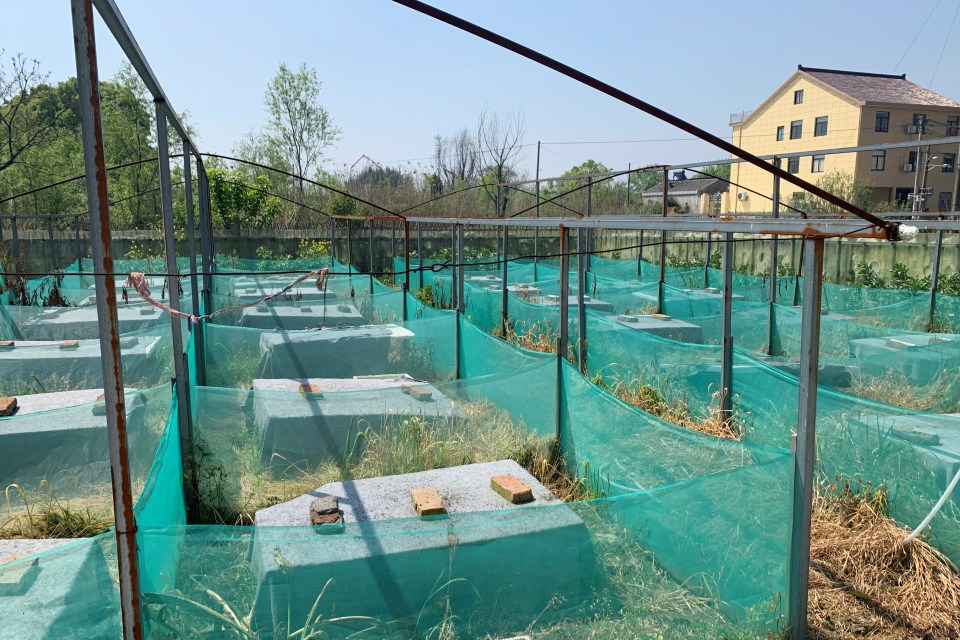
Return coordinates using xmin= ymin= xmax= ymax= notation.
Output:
xmin=490 ymin=474 xmax=534 ymax=504
xmin=0 ymin=397 xmax=17 ymax=417
xmin=411 ymin=487 xmax=446 ymax=516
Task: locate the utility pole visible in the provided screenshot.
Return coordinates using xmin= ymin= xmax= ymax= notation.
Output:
xmin=911 ymin=115 xmax=925 ymax=213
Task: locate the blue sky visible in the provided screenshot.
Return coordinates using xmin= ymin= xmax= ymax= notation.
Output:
xmin=4 ymin=1 xmax=960 ymax=180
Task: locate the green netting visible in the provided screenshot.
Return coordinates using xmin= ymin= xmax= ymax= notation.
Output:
xmin=8 ymin=249 xmax=960 ymax=638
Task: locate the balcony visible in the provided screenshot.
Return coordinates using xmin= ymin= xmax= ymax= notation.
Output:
xmin=729 ymin=111 xmax=751 ymax=126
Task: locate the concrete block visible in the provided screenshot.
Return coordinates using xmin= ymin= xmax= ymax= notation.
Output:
xmin=0 ymin=397 xmax=17 ymax=417
xmin=411 ymin=487 xmax=446 ymax=516
xmin=491 ymin=474 xmax=534 ymax=504
xmin=0 ymin=557 xmax=39 ymax=596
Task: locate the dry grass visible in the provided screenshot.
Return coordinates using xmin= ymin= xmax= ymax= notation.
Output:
xmin=808 ymin=478 xmax=960 ymax=640
xmin=847 ymin=368 xmax=960 ymax=413
xmin=497 ymin=321 xmax=558 ymax=354
xmin=352 ymin=404 xmax=606 ymax=502
xmin=1 ymin=481 xmax=113 ymax=539
xmin=598 ymin=375 xmax=744 ymax=441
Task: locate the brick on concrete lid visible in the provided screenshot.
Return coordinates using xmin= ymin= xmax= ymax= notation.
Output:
xmin=0 ymin=397 xmax=18 ymax=417
xmin=309 ymin=496 xmax=341 ymax=526
xmin=490 ymin=474 xmax=534 ymax=504
xmin=59 ymin=340 xmax=80 ymax=349
xmin=297 ymin=383 xmax=323 ymax=394
xmin=401 ymin=386 xmax=433 ymax=401
xmin=411 ymin=487 xmax=446 ymax=516
xmin=0 ymin=341 xmax=14 ymax=348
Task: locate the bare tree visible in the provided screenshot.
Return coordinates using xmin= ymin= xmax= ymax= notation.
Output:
xmin=0 ymin=53 xmax=66 ymax=173
xmin=433 ymin=127 xmax=479 ymax=192
xmin=477 ymin=106 xmax=524 ymax=217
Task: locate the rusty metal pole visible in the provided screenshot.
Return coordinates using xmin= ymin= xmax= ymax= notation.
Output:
xmin=156 ymin=101 xmax=197 ymax=523
xmin=720 ymin=232 xmax=734 ymax=419
xmin=500 ymin=223 xmax=509 ymax=336
xmin=930 ymin=228 xmax=943 ymax=329
xmin=70 ymin=1 xmax=143 ymax=637
xmin=557 ymin=224 xmax=570 ymax=442
xmin=657 ymin=167 xmax=669 ymax=313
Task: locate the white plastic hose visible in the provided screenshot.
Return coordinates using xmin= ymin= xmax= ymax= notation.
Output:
xmin=904 ymin=465 xmax=960 ymax=544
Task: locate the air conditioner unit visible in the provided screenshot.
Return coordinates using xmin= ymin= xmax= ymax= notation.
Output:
xmin=901 ymin=163 xmax=914 ymax=172
xmin=922 ymin=187 xmax=934 ymax=196
xmin=906 ymin=124 xmax=921 ymax=134
xmin=737 ymin=191 xmax=747 ymax=201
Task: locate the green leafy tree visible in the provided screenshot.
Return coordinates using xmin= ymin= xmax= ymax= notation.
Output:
xmin=207 ymin=166 xmax=283 ymax=229
xmin=788 ymin=170 xmax=871 ymax=215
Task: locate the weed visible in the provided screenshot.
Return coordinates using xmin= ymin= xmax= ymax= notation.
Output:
xmin=2 ymin=481 xmax=112 ymax=539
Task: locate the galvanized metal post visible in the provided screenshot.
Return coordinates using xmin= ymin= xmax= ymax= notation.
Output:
xmin=720 ymin=232 xmax=734 ymax=419
xmin=155 ymin=100 xmax=197 ymax=523
xmin=450 ymin=225 xmax=457 ymax=310
xmin=195 ymin=159 xmax=215 ymax=314
xmin=183 ymin=149 xmax=206 ymax=387
xmin=534 ymin=141 xmax=541 ymax=281
xmin=346 ymin=219 xmax=353 ymax=276
xmin=368 ymin=219 xmax=375 ymax=294
xmin=768 ymin=162 xmax=781 ymax=356
xmin=558 ymin=226 xmax=570 ymax=359
xmin=453 ymin=223 xmax=461 ymax=379
xmin=417 ymin=222 xmax=423 ymax=289
xmin=329 ymin=217 xmax=336 ymax=268
xmin=183 ymin=149 xmax=200 ymax=318
xmin=500 ymin=224 xmax=509 ymax=336
xmin=47 ymin=214 xmax=58 ymax=268
xmin=658 ymin=167 xmax=669 ymax=313
xmin=75 ymin=215 xmax=83 ymax=268
xmin=704 ymin=232 xmax=712 ymax=288
xmin=457 ymin=223 xmax=465 ymax=314
xmin=403 ymin=220 xmax=410 ymax=321
xmin=637 ymin=230 xmax=644 ymax=278
xmin=390 ymin=221 xmax=396 ymax=273
xmin=70 ymin=1 xmax=143 ymax=637
xmin=10 ymin=216 xmax=18 ymax=261
xmin=930 ymin=228 xmax=943 ymax=328
xmin=577 ymin=226 xmax=587 ymax=374
xmin=789 ymin=236 xmax=825 ymax=640
xmin=585 ymin=177 xmax=593 ymax=274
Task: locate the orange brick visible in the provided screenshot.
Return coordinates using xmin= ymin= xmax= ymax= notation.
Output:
xmin=650 ymin=313 xmax=672 ymax=321
xmin=401 ymin=386 xmax=433 ymax=401
xmin=0 ymin=397 xmax=17 ymax=417
xmin=490 ymin=474 xmax=534 ymax=504
xmin=298 ymin=383 xmax=323 ymax=394
xmin=60 ymin=340 xmax=80 ymax=350
xmin=411 ymin=487 xmax=446 ymax=516
xmin=0 ymin=341 xmax=14 ymax=349
xmin=92 ymin=393 xmax=106 ymax=416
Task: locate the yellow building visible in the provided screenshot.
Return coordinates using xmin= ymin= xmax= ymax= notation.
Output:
xmin=728 ymin=65 xmax=960 ymax=214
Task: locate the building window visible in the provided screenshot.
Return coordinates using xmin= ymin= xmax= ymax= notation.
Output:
xmin=895 ymin=188 xmax=912 ymax=204
xmin=945 ymin=153 xmax=956 ymax=173
xmin=787 ymin=157 xmax=800 ymax=174
xmin=790 ymin=120 xmax=802 ymax=139
xmin=794 ymin=89 xmax=804 ymax=104
xmin=948 ymin=116 xmax=959 ymax=136
xmin=814 ymin=116 xmax=828 ymax=137
xmin=871 ymin=150 xmax=886 ymax=171
xmin=811 ymin=155 xmax=825 ymax=173
xmin=939 ymin=192 xmax=952 ymax=211
xmin=875 ymin=111 xmax=889 ymax=132
xmin=907 ymin=151 xmax=918 ymax=171
xmin=776 ymin=125 xmax=784 ymax=141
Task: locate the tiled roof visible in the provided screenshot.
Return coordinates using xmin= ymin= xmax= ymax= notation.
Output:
xmin=642 ymin=177 xmax=726 ymax=197
xmin=799 ymin=65 xmax=960 ymax=108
